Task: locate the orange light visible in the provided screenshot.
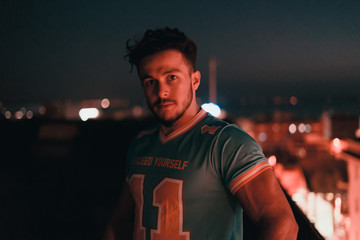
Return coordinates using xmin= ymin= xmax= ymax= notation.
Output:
xmin=39 ymin=106 xmax=46 ymax=115
xmin=5 ymin=111 xmax=11 ymax=119
xmin=26 ymin=111 xmax=33 ymax=119
xmin=330 ymin=138 xmax=348 ymax=154
xmin=101 ymin=98 xmax=110 ymax=109
xmin=132 ymin=106 xmax=143 ymax=118
xmin=15 ymin=111 xmax=24 ymax=120
xmin=298 ymin=123 xmax=306 ymax=133
xmin=333 ymin=138 xmax=341 ymax=147
xmin=290 ymin=96 xmax=298 ymax=106
xmin=356 ymin=128 xmax=360 ymax=138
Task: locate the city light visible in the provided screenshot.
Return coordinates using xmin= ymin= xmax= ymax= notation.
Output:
xmin=298 ymin=123 xmax=306 ymax=133
xmin=333 ymin=138 xmax=341 ymax=147
xmin=15 ymin=111 xmax=24 ymax=120
xmin=314 ymin=194 xmax=335 ymax=238
xmin=297 ymin=148 xmax=307 ymax=158
xmin=39 ymin=106 xmax=46 ymax=115
xmin=5 ymin=111 xmax=11 ymax=119
xmin=330 ymin=138 xmax=348 ymax=154
xmin=132 ymin=106 xmax=143 ymax=118
xmin=79 ymin=108 xmax=100 ymax=121
xmin=290 ymin=96 xmax=298 ymax=106
xmin=201 ymin=103 xmax=221 ymax=117
xmin=289 ymin=123 xmax=297 ymax=134
xmin=101 ymin=98 xmax=110 ymax=109
xmin=26 ymin=111 xmax=33 ymax=119
xmin=258 ymin=132 xmax=267 ymax=142
xmin=356 ymin=128 xmax=360 ymax=138
xmin=268 ymin=155 xmax=277 ymax=166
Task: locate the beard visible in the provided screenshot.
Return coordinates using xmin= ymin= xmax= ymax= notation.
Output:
xmin=149 ymin=85 xmax=193 ymax=127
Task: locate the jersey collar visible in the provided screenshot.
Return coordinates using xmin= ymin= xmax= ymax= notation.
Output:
xmin=159 ymin=108 xmax=207 ymax=144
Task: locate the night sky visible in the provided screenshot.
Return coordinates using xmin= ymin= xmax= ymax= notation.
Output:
xmin=1 ymin=0 xmax=359 ymax=109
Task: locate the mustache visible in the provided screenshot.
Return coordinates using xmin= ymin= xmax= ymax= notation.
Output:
xmin=153 ymin=98 xmax=176 ymax=107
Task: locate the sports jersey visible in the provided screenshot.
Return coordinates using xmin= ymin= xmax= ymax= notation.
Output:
xmin=126 ymin=108 xmax=271 ymax=240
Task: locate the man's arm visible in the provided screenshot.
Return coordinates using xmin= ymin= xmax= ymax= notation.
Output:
xmin=103 ymin=181 xmax=135 ymax=240
xmin=235 ymin=168 xmax=299 ymax=240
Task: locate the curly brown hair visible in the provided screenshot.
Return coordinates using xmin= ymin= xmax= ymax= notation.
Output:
xmin=125 ymin=27 xmax=197 ymax=73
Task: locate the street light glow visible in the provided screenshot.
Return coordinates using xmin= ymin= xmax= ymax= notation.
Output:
xmin=79 ymin=108 xmax=99 ymax=121
xmin=201 ymin=103 xmax=221 ymax=117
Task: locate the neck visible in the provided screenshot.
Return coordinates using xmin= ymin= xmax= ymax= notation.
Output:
xmin=160 ymin=105 xmax=201 ymax=136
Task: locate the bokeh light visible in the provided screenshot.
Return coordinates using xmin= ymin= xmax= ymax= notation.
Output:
xmin=201 ymin=103 xmax=221 ymax=117
xmin=101 ymin=98 xmax=110 ymax=109
xmin=290 ymin=96 xmax=298 ymax=106
xmin=268 ymin=155 xmax=277 ymax=166
xmin=289 ymin=123 xmax=297 ymax=134
xmin=79 ymin=108 xmax=100 ymax=121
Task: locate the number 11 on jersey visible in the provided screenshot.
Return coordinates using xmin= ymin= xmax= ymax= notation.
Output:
xmin=129 ymin=174 xmax=190 ymax=240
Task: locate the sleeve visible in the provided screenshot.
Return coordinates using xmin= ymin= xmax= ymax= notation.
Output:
xmin=212 ymin=124 xmax=272 ymax=195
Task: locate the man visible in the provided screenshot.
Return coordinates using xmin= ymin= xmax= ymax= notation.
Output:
xmin=105 ymin=27 xmax=298 ymax=240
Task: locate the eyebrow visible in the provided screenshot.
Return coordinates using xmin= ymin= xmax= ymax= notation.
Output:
xmin=163 ymin=68 xmax=182 ymax=74
xmin=140 ymin=75 xmax=152 ymax=81
xmin=140 ymin=68 xmax=182 ymax=81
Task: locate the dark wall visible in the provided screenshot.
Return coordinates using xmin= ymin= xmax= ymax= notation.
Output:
xmin=0 ymin=119 xmax=154 ymax=240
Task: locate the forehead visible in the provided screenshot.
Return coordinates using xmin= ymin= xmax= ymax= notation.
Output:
xmin=138 ymin=49 xmax=191 ymax=77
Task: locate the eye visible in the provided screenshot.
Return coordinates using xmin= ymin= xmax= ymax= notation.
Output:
xmin=168 ymin=75 xmax=177 ymax=81
xmin=143 ymin=79 xmax=155 ymax=87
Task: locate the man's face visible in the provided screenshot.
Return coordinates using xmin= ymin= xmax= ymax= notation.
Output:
xmin=138 ymin=49 xmax=200 ymax=126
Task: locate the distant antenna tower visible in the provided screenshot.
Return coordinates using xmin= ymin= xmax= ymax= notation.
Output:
xmin=209 ymin=57 xmax=217 ymax=104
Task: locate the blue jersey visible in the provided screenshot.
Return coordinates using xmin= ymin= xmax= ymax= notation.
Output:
xmin=126 ymin=109 xmax=271 ymax=240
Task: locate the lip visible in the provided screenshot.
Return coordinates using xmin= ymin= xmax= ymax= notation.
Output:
xmin=154 ymin=101 xmax=175 ymax=110
xmin=157 ymin=102 xmax=174 ymax=108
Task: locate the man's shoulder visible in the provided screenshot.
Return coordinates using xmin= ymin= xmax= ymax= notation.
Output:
xmin=136 ymin=126 xmax=158 ymax=139
xmin=202 ymin=115 xmax=248 ymax=136
xmin=198 ymin=114 xmax=225 ymax=133
xmin=128 ymin=125 xmax=159 ymax=148
xmin=127 ymin=125 xmax=159 ymax=155
xmin=206 ymin=119 xmax=257 ymax=148
xmin=199 ymin=115 xmax=254 ymax=140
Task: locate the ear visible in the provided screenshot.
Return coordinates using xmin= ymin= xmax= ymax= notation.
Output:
xmin=192 ymin=70 xmax=201 ymax=91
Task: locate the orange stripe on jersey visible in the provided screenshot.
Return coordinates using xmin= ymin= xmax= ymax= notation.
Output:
xmin=229 ymin=162 xmax=272 ymax=195
xmin=159 ymin=109 xmax=207 ymax=144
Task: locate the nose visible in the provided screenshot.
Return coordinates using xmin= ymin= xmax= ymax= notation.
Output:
xmin=156 ymin=82 xmax=169 ymax=98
